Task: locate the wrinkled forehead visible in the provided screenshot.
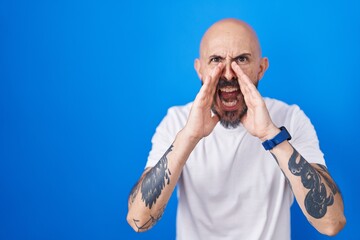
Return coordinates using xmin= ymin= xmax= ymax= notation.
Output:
xmin=200 ymin=21 xmax=261 ymax=58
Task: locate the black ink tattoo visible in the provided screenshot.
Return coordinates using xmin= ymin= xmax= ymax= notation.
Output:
xmin=288 ymin=148 xmax=334 ymax=219
xmin=141 ymin=145 xmax=173 ymax=209
xmin=316 ymin=164 xmax=341 ymax=196
xmin=129 ymin=181 xmax=140 ymax=205
xmin=129 ymin=174 xmax=147 ymax=206
xmin=128 ymin=170 xmax=149 ymax=206
xmin=133 ymin=205 xmax=166 ymax=232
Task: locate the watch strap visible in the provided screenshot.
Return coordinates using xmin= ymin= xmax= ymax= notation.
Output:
xmin=262 ymin=126 xmax=292 ymax=150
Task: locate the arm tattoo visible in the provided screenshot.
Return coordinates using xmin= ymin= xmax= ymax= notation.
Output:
xmin=133 ymin=205 xmax=166 ymax=232
xmin=288 ymin=147 xmax=335 ymax=219
xmin=316 ymin=164 xmax=341 ymax=196
xmin=141 ymin=145 xmax=173 ymax=209
xmin=129 ymin=169 xmax=149 ymax=206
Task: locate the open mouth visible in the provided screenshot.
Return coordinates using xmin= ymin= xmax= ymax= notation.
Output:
xmin=212 ymin=80 xmax=247 ymax=129
xmin=217 ymin=86 xmax=241 ymax=110
xmin=212 ymin=78 xmax=250 ymax=128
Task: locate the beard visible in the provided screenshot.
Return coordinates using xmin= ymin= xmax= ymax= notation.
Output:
xmin=211 ymin=104 xmax=248 ymax=129
xmin=210 ymin=76 xmax=257 ymax=129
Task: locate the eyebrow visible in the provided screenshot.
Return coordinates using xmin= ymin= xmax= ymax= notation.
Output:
xmin=208 ymin=54 xmax=225 ymax=60
xmin=208 ymin=53 xmax=252 ymax=60
xmin=232 ymin=53 xmax=252 ymax=59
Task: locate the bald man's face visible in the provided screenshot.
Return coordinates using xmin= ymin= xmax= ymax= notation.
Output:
xmin=195 ymin=21 xmax=268 ymax=128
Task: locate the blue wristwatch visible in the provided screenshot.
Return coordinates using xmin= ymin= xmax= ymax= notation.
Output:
xmin=262 ymin=126 xmax=291 ymax=150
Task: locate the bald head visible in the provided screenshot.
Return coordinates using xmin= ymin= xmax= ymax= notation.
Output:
xmin=194 ymin=18 xmax=269 ymax=128
xmin=200 ymin=18 xmax=262 ymax=59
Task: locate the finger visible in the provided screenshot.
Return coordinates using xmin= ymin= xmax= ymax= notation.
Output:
xmin=197 ymin=75 xmax=212 ymax=98
xmin=231 ymin=62 xmax=254 ymax=89
xmin=194 ymin=75 xmax=215 ymax=107
xmin=210 ymin=63 xmax=224 ymax=82
xmin=209 ymin=62 xmax=224 ymax=85
xmin=201 ymin=74 xmax=211 ymax=87
xmin=195 ymin=63 xmax=224 ymax=109
xmin=231 ymin=62 xmax=262 ymax=99
xmin=205 ymin=63 xmax=224 ymax=97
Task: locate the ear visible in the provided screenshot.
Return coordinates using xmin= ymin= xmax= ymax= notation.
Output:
xmin=257 ymin=57 xmax=269 ymax=81
xmin=194 ymin=58 xmax=202 ymax=80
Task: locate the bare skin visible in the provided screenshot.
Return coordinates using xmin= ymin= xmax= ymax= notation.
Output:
xmin=127 ymin=18 xmax=346 ymax=235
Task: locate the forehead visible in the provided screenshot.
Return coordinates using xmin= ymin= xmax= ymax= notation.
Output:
xmin=200 ymin=21 xmax=260 ymax=58
xmin=202 ymin=33 xmax=254 ymax=57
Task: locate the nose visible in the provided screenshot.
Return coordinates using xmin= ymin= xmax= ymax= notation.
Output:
xmin=221 ymin=62 xmax=236 ymax=80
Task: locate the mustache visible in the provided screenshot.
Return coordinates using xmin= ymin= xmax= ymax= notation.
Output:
xmin=217 ymin=77 xmax=240 ymax=89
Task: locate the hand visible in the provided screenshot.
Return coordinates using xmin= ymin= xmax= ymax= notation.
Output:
xmin=183 ymin=63 xmax=224 ymax=141
xmin=231 ymin=62 xmax=279 ymax=141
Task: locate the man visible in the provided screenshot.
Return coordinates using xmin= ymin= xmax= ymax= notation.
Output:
xmin=127 ymin=18 xmax=346 ymax=239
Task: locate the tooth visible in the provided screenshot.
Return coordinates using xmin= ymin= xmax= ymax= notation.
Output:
xmin=222 ymin=99 xmax=238 ymax=107
xmin=220 ymin=87 xmax=239 ymax=93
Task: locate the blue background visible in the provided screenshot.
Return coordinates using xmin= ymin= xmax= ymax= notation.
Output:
xmin=1 ymin=0 xmax=359 ymax=239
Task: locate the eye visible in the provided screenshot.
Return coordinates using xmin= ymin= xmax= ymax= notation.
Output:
xmin=235 ymin=56 xmax=248 ymax=64
xmin=209 ymin=57 xmax=222 ymax=64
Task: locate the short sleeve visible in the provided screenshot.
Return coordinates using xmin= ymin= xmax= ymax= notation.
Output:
xmin=289 ymin=106 xmax=326 ymax=166
xmin=144 ymin=107 xmax=185 ymax=169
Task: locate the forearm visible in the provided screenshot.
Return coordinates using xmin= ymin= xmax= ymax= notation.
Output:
xmin=270 ymin=140 xmax=346 ymax=236
xmin=127 ymin=129 xmax=199 ymax=232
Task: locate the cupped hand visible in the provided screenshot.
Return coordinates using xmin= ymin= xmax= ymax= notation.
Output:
xmin=231 ymin=62 xmax=279 ymax=141
xmin=183 ymin=63 xmax=224 ymax=141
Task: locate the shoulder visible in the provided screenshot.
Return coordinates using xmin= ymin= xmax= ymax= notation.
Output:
xmin=167 ymin=102 xmax=193 ymax=116
xmin=264 ymin=97 xmax=303 ymax=123
xmin=264 ymin=97 xmax=301 ymax=113
xmin=264 ymin=97 xmax=315 ymax=136
xmin=164 ymin=102 xmax=193 ymax=124
xmin=155 ymin=102 xmax=193 ymax=135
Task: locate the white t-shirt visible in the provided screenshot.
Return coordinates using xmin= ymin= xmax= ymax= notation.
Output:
xmin=145 ymin=98 xmax=325 ymax=240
